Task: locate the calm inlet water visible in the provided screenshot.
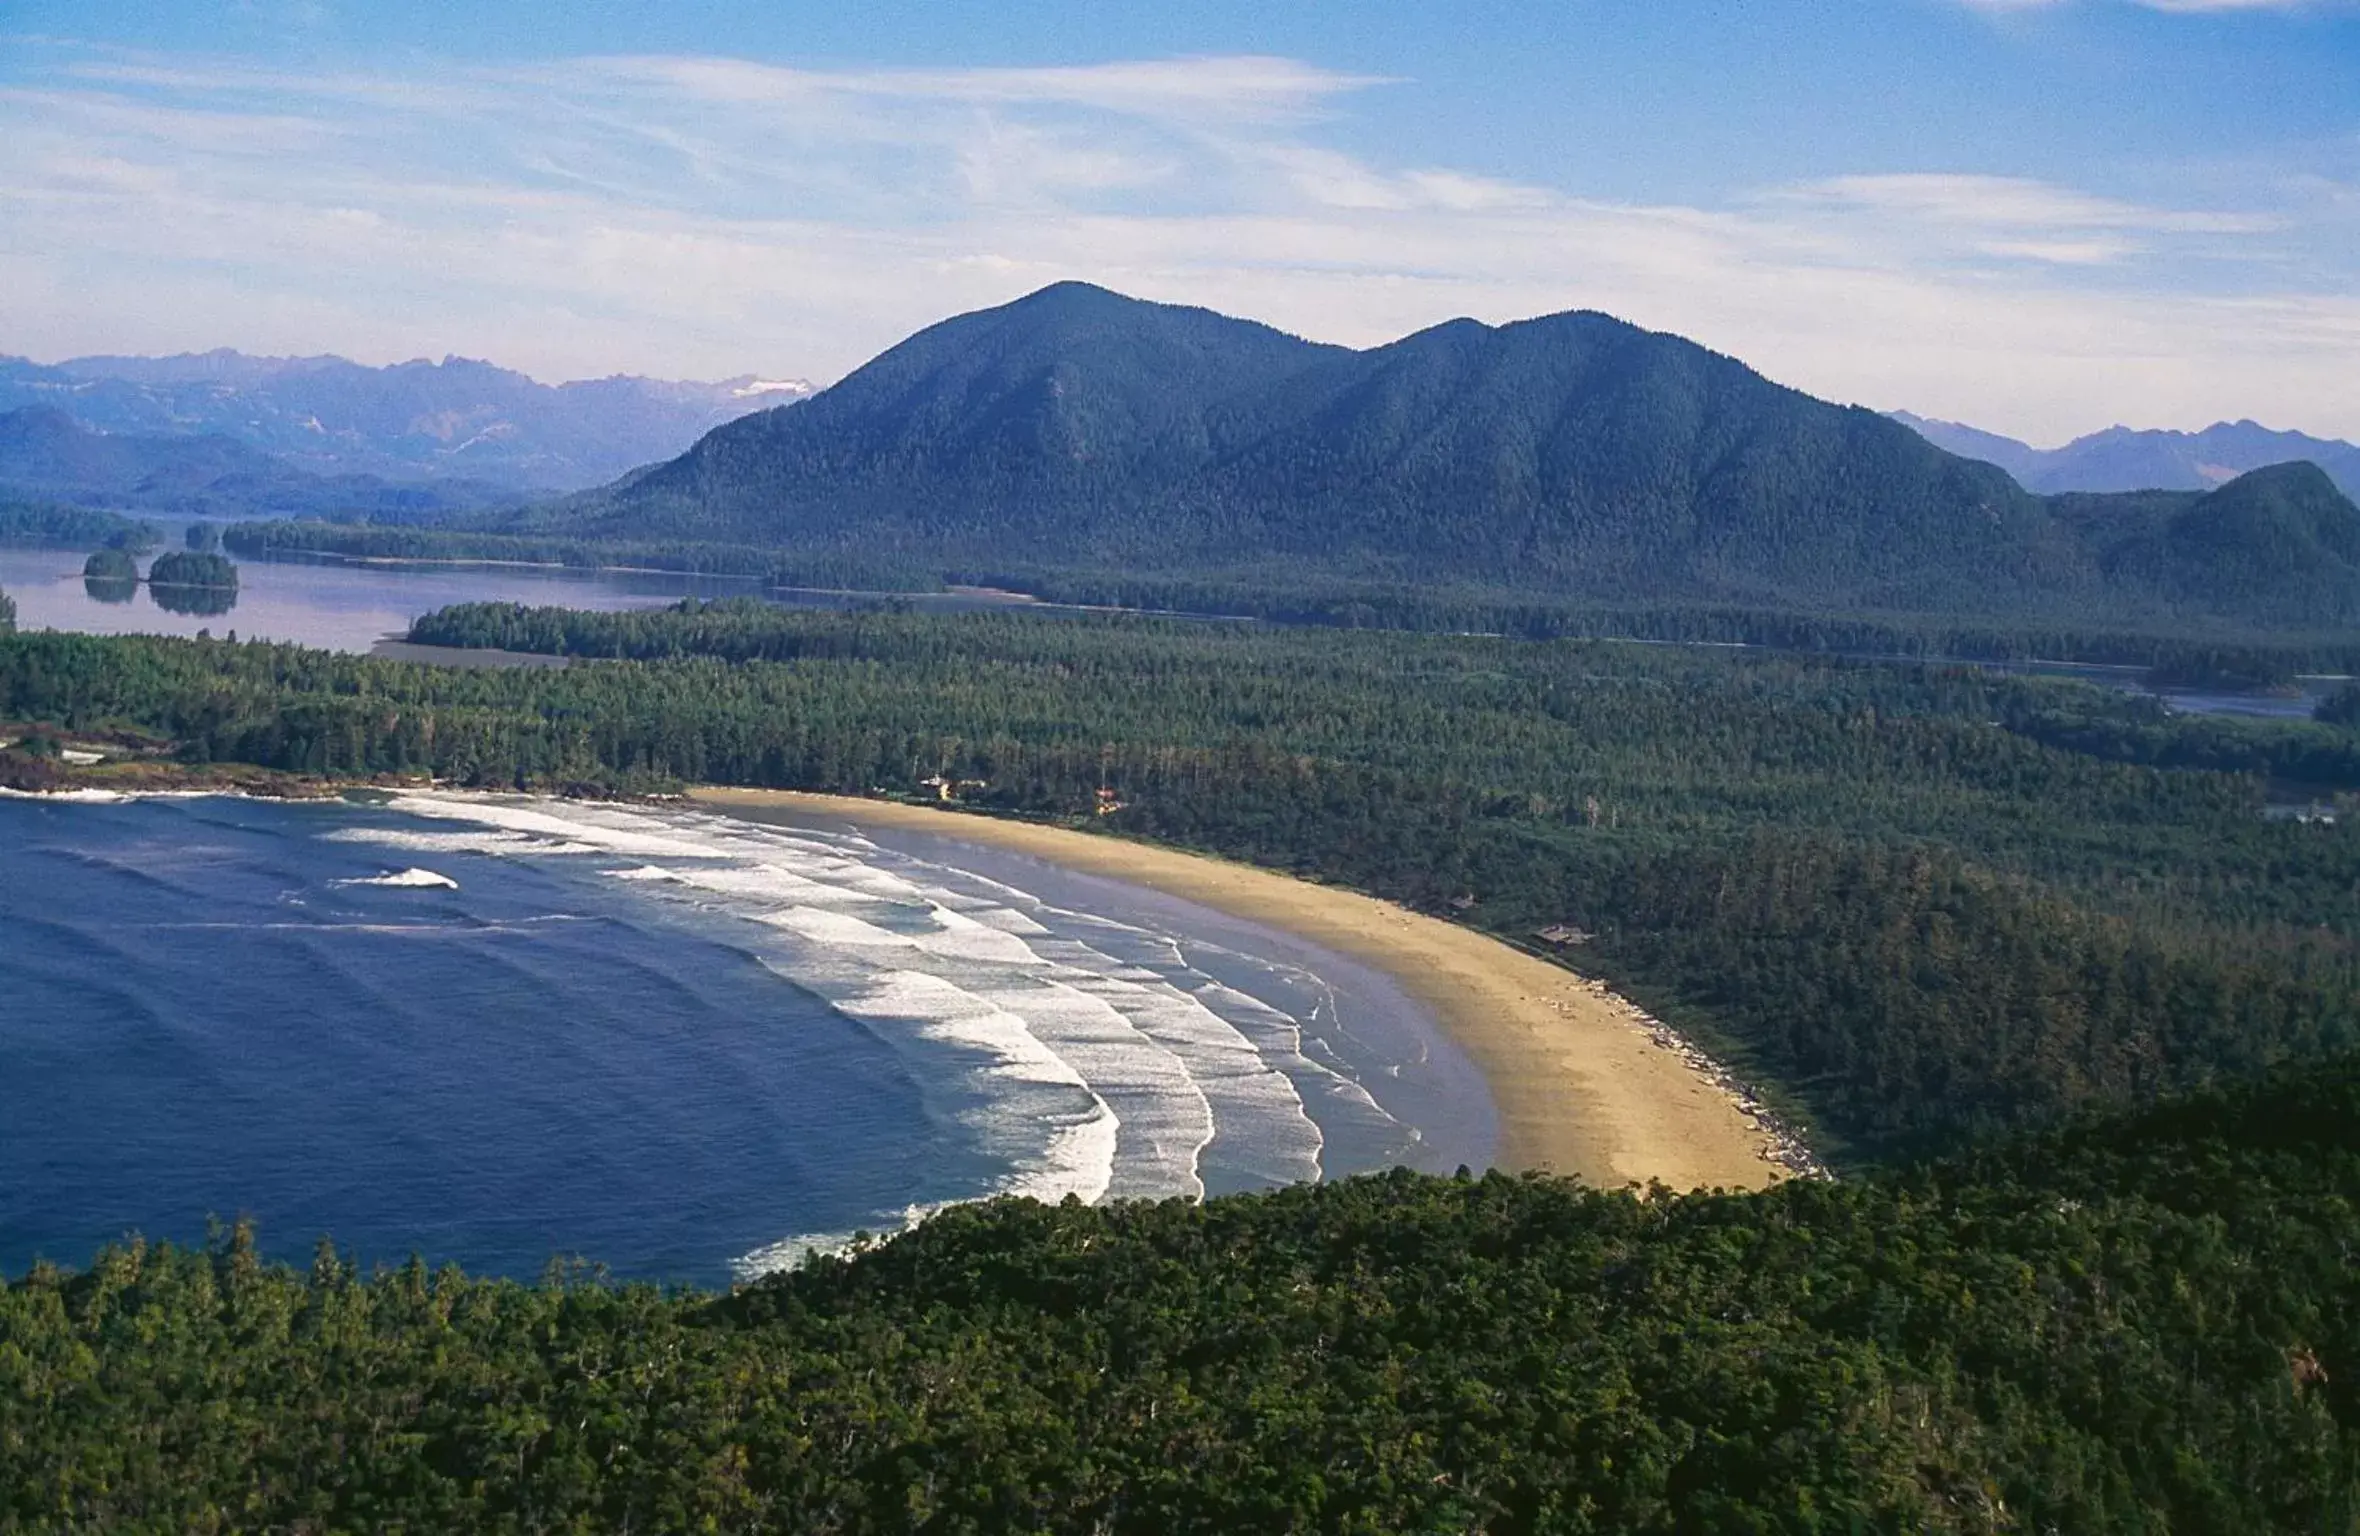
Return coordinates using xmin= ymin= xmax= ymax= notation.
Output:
xmin=0 ymin=539 xmax=1075 ymax=655
xmin=0 ymin=542 xmax=770 ymax=652
xmin=0 ymin=792 xmax=1490 ymax=1285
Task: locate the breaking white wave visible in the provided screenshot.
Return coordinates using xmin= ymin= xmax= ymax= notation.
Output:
xmin=332 ymin=867 xmax=459 ymax=890
xmin=0 ymin=786 xmax=130 ymax=802
xmin=324 ymin=827 xmax=606 ymax=858
xmin=354 ymin=792 xmax=1415 ymax=1275
xmin=732 ymin=1202 xmax=946 ymax=1281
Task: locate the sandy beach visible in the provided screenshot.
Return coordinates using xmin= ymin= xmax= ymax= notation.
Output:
xmin=692 ymin=787 xmax=1789 ymax=1193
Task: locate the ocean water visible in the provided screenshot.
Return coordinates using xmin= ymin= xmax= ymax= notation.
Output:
xmin=0 ymin=792 xmax=1491 ymax=1285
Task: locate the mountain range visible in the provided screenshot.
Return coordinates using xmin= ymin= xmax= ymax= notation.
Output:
xmin=1892 ymin=411 xmax=2360 ymax=502
xmin=0 ymin=407 xmax=521 ymax=519
xmin=0 ymin=350 xmax=811 ymax=491
xmin=504 ymin=282 xmax=2360 ymax=628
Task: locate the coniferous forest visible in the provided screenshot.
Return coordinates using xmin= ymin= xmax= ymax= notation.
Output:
xmin=7 ymin=602 xmax=2360 ymax=1527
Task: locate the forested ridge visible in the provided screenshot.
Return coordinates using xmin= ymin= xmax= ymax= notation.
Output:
xmin=12 ymin=605 xmax=2360 ymax=1158
xmin=6 ymin=1060 xmax=2359 ymax=1531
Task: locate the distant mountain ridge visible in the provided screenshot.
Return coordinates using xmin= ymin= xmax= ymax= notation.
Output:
xmin=1892 ymin=410 xmax=2360 ymax=501
xmin=511 ymin=281 xmax=2360 ymax=627
xmin=0 ymin=349 xmax=812 ymax=491
xmin=0 ymin=406 xmax=520 ymax=519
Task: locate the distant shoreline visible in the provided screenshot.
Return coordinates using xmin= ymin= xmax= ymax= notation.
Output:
xmin=692 ymin=786 xmax=1799 ymax=1193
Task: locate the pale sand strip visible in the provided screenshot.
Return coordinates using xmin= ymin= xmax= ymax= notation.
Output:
xmin=690 ymin=788 xmax=1786 ymax=1194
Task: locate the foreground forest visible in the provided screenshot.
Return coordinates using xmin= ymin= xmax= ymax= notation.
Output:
xmin=5 ymin=1062 xmax=2357 ymax=1531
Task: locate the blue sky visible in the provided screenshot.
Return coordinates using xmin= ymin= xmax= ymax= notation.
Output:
xmin=2 ymin=1 xmax=2354 ymax=440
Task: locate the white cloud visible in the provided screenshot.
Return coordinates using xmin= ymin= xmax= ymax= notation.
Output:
xmin=578 ymin=54 xmax=1388 ymax=123
xmin=0 ymin=46 xmax=2351 ymax=442
xmin=1957 ymin=0 xmax=2332 ymax=12
xmin=1784 ymin=173 xmax=2277 ymax=234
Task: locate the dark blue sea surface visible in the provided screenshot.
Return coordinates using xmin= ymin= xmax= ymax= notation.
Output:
xmin=0 ymin=793 xmax=1488 ymax=1285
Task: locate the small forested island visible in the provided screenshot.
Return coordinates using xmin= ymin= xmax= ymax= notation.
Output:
xmin=79 ymin=547 xmax=136 ymax=583
xmin=144 ymin=549 xmax=239 ymax=590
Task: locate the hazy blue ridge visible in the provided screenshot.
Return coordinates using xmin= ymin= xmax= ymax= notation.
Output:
xmin=1893 ymin=408 xmax=2360 ymax=501
xmin=0 ymin=406 xmax=523 ymax=519
xmin=0 ymin=350 xmax=809 ymax=491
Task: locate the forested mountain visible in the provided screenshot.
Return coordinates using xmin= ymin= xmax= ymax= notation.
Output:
xmin=534 ymin=281 xmax=1346 ymax=547
xmin=508 ymin=284 xmax=2359 ymax=626
xmin=1895 ymin=409 xmax=2360 ymax=500
xmin=2059 ymin=462 xmax=2360 ymax=625
xmin=0 ymin=406 xmax=519 ymax=518
xmin=0 ymin=349 xmax=808 ymax=490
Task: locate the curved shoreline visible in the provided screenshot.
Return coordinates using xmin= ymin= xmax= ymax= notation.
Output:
xmin=692 ymin=788 xmax=1791 ymax=1194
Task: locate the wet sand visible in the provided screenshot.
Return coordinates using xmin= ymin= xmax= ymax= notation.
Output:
xmin=691 ymin=788 xmax=1788 ymax=1193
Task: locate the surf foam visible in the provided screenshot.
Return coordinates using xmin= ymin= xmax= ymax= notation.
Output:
xmin=358 ymin=792 xmax=1414 ymax=1272
xmin=332 ymin=867 xmax=460 ymax=890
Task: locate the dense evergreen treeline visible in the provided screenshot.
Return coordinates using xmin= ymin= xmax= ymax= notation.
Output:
xmin=220 ymin=518 xmax=942 ymax=591
xmin=11 ymin=609 xmax=2360 ymax=1159
xmin=0 ymin=500 xmax=158 ymax=552
xmin=970 ymin=565 xmax=2360 ymax=668
xmin=6 ymin=1059 xmax=2358 ymax=1531
xmin=416 ymin=598 xmax=2360 ymax=796
xmin=238 ymin=517 xmax=2360 ymax=676
xmin=2316 ymin=681 xmax=2360 ymax=728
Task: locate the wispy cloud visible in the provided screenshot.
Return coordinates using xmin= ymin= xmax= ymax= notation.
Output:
xmin=0 ymin=44 xmax=2351 ymax=441
xmin=1956 ymin=0 xmax=2337 ymax=13
xmin=1768 ymin=172 xmax=2282 ymax=268
xmin=1784 ymin=173 xmax=2275 ymax=234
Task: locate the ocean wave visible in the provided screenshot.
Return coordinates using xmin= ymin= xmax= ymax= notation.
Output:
xmin=332 ymin=867 xmax=459 ymax=890
xmin=0 ymin=786 xmax=130 ymax=802
xmin=731 ymin=1202 xmax=946 ymax=1282
xmin=323 ymin=827 xmax=605 ymax=858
